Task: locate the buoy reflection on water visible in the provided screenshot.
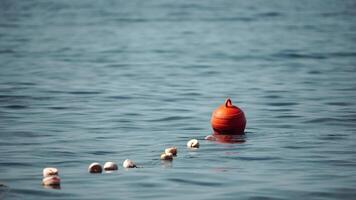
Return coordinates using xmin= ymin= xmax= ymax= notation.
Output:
xmin=205 ymin=134 xmax=246 ymax=144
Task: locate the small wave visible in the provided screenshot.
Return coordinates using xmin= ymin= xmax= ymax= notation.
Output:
xmin=308 ymin=70 xmax=322 ymax=74
xmin=125 ymin=112 xmax=143 ymax=116
xmin=167 ymin=178 xmax=222 ymax=187
xmin=181 ymin=30 xmax=195 ymax=35
xmin=105 ymin=63 xmax=130 ymax=68
xmin=321 ymin=12 xmax=341 ymax=17
xmin=165 ymin=108 xmax=191 ymax=112
xmin=107 ymin=95 xmax=133 ymax=100
xmin=181 ymin=127 xmax=203 ymax=130
xmin=0 ymin=49 xmax=15 ymax=54
xmin=0 ymin=94 xmax=30 ymax=99
xmin=4 ymin=131 xmax=44 ymax=138
xmin=208 ymin=17 xmax=255 ymax=22
xmin=304 ymin=117 xmax=344 ymax=124
xmin=238 ymin=156 xmax=281 ymax=161
xmin=2 ymin=82 xmax=36 ymax=86
xmin=33 ymin=96 xmax=53 ymax=101
xmin=46 ymin=150 xmax=77 ymax=157
xmin=143 ymin=17 xmax=256 ymax=23
xmin=48 ymin=106 xmax=69 ymax=110
xmin=265 ymin=102 xmax=298 ymax=106
xmin=273 ymin=51 xmax=356 ymax=60
xmin=0 ymin=23 xmax=20 ymax=28
xmin=256 ymin=12 xmax=282 ymax=17
xmin=68 ymin=91 xmax=103 ymax=95
xmin=328 ymin=52 xmax=356 ymax=58
xmin=200 ymin=70 xmax=219 ymax=75
xmin=113 ymin=18 xmax=149 ymax=23
xmin=115 ymin=119 xmax=132 ymax=123
xmin=145 ymin=116 xmax=192 ymax=122
xmin=318 ymin=134 xmax=348 ymax=141
xmin=180 ymin=92 xmax=202 ymax=96
xmin=160 ymin=3 xmax=213 ymax=11
xmin=264 ymin=89 xmax=289 ymax=94
xmin=0 ymin=162 xmax=32 ymax=167
xmin=168 ymin=11 xmax=191 ymax=17
xmin=99 ymin=49 xmax=125 ymax=54
xmin=321 ymin=12 xmax=356 ymax=17
xmin=4 ymin=105 xmax=28 ymax=109
xmin=282 ymin=145 xmax=305 ymax=149
xmin=325 ymin=102 xmax=352 ymax=106
xmin=272 ymin=52 xmax=326 ymax=60
xmin=152 ymin=49 xmax=183 ymax=54
xmin=275 ymin=114 xmax=301 ymax=119
xmin=262 ymin=94 xmax=282 ymax=99
xmin=88 ymin=150 xmax=116 ymax=155
xmin=135 ymin=182 xmax=162 ymax=188
xmin=263 ymin=108 xmax=293 ymax=112
xmin=11 ymin=188 xmax=69 ymax=197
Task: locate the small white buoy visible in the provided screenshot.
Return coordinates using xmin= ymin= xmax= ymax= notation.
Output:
xmin=187 ymin=139 xmax=200 ymax=148
xmin=123 ymin=159 xmax=136 ymax=168
xmin=103 ymin=162 xmax=118 ymax=171
xmin=88 ymin=162 xmax=102 ymax=173
xmin=164 ymin=147 xmax=177 ymax=156
xmin=160 ymin=152 xmax=173 ymax=161
xmin=42 ymin=175 xmax=60 ymax=186
xmin=43 ymin=167 xmax=58 ymax=177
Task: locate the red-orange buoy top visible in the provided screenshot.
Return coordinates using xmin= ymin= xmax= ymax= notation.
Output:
xmin=213 ymin=98 xmax=244 ymax=118
xmin=211 ymin=98 xmax=246 ymax=135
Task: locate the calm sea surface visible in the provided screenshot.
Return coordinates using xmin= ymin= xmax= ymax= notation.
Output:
xmin=1 ymin=0 xmax=356 ymax=199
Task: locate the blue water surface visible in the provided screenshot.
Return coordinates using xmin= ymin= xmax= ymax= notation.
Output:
xmin=1 ymin=0 xmax=356 ymax=199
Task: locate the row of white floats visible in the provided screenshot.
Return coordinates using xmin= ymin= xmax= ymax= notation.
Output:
xmin=42 ymin=139 xmax=200 ymax=187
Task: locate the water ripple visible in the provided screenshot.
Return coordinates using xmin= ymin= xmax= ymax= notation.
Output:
xmin=145 ymin=116 xmax=193 ymax=122
xmin=167 ymin=178 xmax=222 ymax=187
xmin=265 ymin=102 xmax=299 ymax=106
xmin=67 ymin=91 xmax=103 ymax=95
xmin=3 ymin=105 xmax=28 ymax=109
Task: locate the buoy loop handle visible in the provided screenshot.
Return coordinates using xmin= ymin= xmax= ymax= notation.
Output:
xmin=225 ymin=98 xmax=232 ymax=107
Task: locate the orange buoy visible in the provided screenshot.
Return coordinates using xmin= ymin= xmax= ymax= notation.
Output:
xmin=211 ymin=98 xmax=246 ymax=135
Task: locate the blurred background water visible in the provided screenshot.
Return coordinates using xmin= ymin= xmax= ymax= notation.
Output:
xmin=1 ymin=0 xmax=356 ymax=199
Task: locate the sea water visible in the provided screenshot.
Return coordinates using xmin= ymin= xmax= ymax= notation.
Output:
xmin=1 ymin=0 xmax=356 ymax=199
